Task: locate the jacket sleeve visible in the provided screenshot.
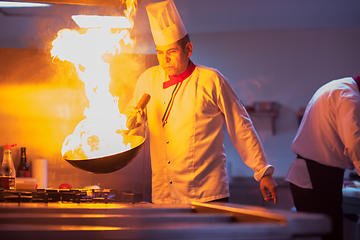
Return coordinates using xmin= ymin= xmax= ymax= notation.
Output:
xmin=336 ymin=89 xmax=360 ymax=175
xmin=217 ymin=74 xmax=274 ymax=181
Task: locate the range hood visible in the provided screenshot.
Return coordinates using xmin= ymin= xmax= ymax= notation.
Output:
xmin=0 ymin=0 xmax=126 ymax=7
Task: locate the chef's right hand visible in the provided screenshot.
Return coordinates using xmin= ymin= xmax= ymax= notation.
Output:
xmin=126 ymin=107 xmax=144 ymax=130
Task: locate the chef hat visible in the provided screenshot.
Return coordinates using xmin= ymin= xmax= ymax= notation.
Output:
xmin=146 ymin=0 xmax=187 ymax=46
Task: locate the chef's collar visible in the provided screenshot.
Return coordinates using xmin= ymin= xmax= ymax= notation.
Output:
xmin=163 ymin=60 xmax=195 ymax=89
xmin=352 ymin=75 xmax=360 ymax=91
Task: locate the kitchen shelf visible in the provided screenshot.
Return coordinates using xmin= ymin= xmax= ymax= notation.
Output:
xmin=245 ymin=102 xmax=280 ymax=135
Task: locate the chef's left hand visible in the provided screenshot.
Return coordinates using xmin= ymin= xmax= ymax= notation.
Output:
xmin=260 ymin=175 xmax=278 ymax=205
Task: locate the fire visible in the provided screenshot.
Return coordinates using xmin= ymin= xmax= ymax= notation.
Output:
xmin=51 ymin=0 xmax=138 ymax=160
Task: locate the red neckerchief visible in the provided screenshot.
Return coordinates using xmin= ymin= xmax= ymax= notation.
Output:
xmin=352 ymin=75 xmax=360 ymax=91
xmin=163 ymin=60 xmax=196 ymax=89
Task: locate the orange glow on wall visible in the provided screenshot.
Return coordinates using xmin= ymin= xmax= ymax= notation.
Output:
xmin=0 ymin=0 xmax=156 ymax=190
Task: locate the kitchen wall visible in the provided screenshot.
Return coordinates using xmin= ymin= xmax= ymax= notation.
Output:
xmin=1 ymin=26 xmax=359 ymax=195
xmin=136 ymin=27 xmax=360 ymax=180
xmin=0 ymin=0 xmax=360 ymax=202
xmin=186 ymin=28 xmax=360 ymax=179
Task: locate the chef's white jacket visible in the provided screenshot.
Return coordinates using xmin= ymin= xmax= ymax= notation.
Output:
xmin=128 ymin=64 xmax=273 ymax=204
xmin=286 ymin=77 xmax=360 ymax=189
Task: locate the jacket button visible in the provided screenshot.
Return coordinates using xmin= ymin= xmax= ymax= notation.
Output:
xmin=169 ymin=181 xmax=172 ymax=184
xmin=162 ymin=102 xmax=165 ymax=104
xmin=167 ymin=161 xmax=170 ymax=164
xmin=166 ymin=141 xmax=169 ymax=144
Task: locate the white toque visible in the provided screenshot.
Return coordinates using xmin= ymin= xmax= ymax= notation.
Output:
xmin=146 ymin=0 xmax=187 ymax=46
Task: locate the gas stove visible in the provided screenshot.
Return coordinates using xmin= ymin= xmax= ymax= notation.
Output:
xmin=0 ymin=189 xmax=143 ymax=204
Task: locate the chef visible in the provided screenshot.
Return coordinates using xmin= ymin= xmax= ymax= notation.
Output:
xmin=285 ymin=75 xmax=360 ymax=240
xmin=126 ymin=0 xmax=277 ymax=204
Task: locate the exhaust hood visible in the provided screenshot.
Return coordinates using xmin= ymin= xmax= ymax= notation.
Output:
xmin=0 ymin=0 xmax=126 ymax=7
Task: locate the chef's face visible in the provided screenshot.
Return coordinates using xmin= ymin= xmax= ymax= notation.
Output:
xmin=156 ymin=41 xmax=193 ymax=76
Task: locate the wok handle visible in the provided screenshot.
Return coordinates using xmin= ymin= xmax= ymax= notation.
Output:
xmin=135 ymin=94 xmax=151 ymax=109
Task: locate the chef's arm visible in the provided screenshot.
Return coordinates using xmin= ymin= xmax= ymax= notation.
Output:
xmin=224 ymin=100 xmax=278 ymax=204
xmin=337 ymin=95 xmax=360 ymax=175
xmin=217 ymin=76 xmax=278 ymax=204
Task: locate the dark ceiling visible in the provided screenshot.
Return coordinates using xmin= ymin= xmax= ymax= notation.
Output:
xmin=1 ymin=0 xmax=360 ymax=49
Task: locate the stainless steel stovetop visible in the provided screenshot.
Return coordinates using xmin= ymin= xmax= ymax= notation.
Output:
xmin=0 ymin=198 xmax=331 ymax=240
xmin=0 ymin=188 xmax=142 ymax=204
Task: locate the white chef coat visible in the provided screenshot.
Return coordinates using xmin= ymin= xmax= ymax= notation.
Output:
xmin=128 ymin=64 xmax=273 ymax=204
xmin=285 ymin=77 xmax=360 ymax=189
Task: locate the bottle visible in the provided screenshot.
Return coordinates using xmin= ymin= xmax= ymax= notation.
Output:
xmin=0 ymin=143 xmax=17 ymax=190
xmin=17 ymin=147 xmax=29 ymax=178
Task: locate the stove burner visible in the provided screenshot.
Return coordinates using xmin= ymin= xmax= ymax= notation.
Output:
xmin=0 ymin=189 xmax=142 ymax=204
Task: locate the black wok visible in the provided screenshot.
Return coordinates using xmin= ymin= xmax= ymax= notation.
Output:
xmin=64 ymin=135 xmax=145 ymax=174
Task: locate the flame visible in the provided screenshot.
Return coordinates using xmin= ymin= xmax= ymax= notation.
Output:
xmin=51 ymin=0 xmax=138 ymax=160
